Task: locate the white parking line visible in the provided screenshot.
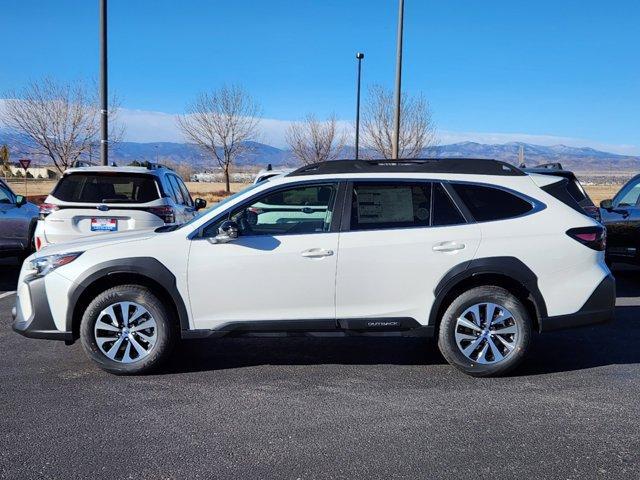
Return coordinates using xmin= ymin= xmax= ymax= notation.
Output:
xmin=0 ymin=291 xmax=16 ymax=300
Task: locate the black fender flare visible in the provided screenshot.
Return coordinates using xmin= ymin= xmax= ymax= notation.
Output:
xmin=428 ymin=256 xmax=548 ymax=326
xmin=66 ymin=257 xmax=190 ymax=332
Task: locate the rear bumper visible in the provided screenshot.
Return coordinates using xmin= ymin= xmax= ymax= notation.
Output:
xmin=540 ymin=273 xmax=615 ymax=332
xmin=11 ymin=275 xmax=73 ymax=342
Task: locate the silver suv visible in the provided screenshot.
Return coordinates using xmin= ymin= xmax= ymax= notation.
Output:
xmin=0 ymin=178 xmax=39 ymax=258
xmin=34 ymin=164 xmax=206 ymax=250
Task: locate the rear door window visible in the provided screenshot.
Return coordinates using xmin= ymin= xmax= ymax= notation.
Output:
xmin=175 ymin=176 xmax=194 ymax=207
xmin=432 ymin=183 xmax=466 ymax=226
xmin=350 ymin=182 xmax=432 ymax=230
xmin=52 ymin=173 xmax=160 ymax=203
xmin=451 ymin=183 xmax=533 ymax=222
xmin=167 ymin=176 xmax=186 ymax=205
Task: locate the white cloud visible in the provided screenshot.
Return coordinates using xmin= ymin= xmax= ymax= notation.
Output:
xmin=2 ymin=101 xmax=638 ymax=156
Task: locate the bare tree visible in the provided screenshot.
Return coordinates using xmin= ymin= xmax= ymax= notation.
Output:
xmin=362 ymin=84 xmax=436 ymax=159
xmin=285 ymin=114 xmax=346 ymax=165
xmin=1 ymin=77 xmax=123 ymax=173
xmin=176 ymin=85 xmax=261 ymax=192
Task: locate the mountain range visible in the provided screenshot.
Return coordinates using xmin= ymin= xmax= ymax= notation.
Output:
xmin=1 ymin=130 xmax=639 ymax=173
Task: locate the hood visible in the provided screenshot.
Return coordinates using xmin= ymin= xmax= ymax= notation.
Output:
xmin=35 ymin=229 xmax=156 ymax=257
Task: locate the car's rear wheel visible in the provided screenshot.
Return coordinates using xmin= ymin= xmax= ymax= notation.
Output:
xmin=437 ymin=286 xmax=531 ymax=377
xmin=80 ymin=285 xmax=176 ymax=375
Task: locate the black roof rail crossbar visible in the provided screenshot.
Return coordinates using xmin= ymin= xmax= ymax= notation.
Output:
xmin=287 ymin=158 xmax=525 ymax=177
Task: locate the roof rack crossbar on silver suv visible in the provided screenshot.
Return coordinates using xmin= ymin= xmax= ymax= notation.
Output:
xmin=287 ymin=158 xmax=525 ymax=177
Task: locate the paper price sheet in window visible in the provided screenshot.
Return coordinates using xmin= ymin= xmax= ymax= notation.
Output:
xmin=356 ymin=187 xmax=415 ymax=224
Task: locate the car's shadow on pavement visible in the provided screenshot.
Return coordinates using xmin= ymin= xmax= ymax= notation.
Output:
xmin=164 ymin=266 xmax=640 ymax=376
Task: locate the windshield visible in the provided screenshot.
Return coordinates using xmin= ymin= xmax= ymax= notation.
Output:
xmin=157 ymin=182 xmax=263 ymax=232
xmin=53 ymin=173 xmax=160 ymax=203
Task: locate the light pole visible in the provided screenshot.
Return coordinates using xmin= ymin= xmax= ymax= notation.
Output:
xmin=354 ymin=52 xmax=365 ymax=160
xmin=391 ymin=0 xmax=404 ymax=160
xmin=99 ymin=0 xmax=108 ymax=166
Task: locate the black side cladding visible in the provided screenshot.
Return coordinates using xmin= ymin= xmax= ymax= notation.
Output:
xmin=541 ymin=178 xmax=584 ymax=214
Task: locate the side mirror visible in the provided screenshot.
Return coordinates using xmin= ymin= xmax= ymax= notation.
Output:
xmin=213 ymin=220 xmax=239 ymax=244
xmin=194 ymin=197 xmax=207 ymax=211
xmin=15 ymin=195 xmax=27 ymax=207
xmin=600 ymin=199 xmax=613 ymax=209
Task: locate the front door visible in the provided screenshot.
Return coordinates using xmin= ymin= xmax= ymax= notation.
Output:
xmin=602 ymin=177 xmax=640 ymax=263
xmin=336 ymin=181 xmax=481 ymax=323
xmin=187 ymin=182 xmax=341 ymax=329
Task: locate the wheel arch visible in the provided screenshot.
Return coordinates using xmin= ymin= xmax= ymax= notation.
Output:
xmin=67 ymin=257 xmax=190 ymax=340
xmin=429 ymin=257 xmax=547 ymax=333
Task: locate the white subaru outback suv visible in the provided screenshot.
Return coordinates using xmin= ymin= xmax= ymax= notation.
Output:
xmin=13 ymin=159 xmax=615 ymax=377
xmin=34 ymin=164 xmax=207 ymax=250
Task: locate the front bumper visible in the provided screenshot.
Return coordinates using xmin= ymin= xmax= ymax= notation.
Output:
xmin=540 ymin=273 xmax=616 ymax=332
xmin=11 ymin=275 xmax=73 ymax=341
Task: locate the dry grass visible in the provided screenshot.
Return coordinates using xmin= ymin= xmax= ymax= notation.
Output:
xmin=5 ymin=177 xmax=622 ymax=207
xmin=583 ymin=185 xmax=620 ymax=205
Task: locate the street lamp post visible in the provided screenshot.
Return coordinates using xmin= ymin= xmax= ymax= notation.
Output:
xmin=354 ymin=52 xmax=365 ymax=160
xmin=391 ymin=0 xmax=405 ymax=160
xmin=99 ymin=0 xmax=108 ymax=166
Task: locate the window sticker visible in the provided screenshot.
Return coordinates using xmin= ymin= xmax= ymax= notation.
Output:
xmin=357 ymin=187 xmax=414 ymax=223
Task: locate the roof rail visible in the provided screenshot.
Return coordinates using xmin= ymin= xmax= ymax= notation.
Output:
xmin=287 ymin=158 xmax=525 ymax=177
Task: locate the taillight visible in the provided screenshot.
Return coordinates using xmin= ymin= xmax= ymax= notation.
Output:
xmin=566 ymin=226 xmax=606 ymax=251
xmin=39 ymin=203 xmax=59 ymax=220
xmin=582 ymin=205 xmax=602 ymax=222
xmin=147 ymin=205 xmax=175 ymax=224
xmin=35 ymin=236 xmax=42 ymax=251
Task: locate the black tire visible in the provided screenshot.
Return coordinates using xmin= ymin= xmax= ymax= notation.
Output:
xmin=437 ymin=286 xmax=531 ymax=377
xmin=80 ymin=285 xmax=176 ymax=375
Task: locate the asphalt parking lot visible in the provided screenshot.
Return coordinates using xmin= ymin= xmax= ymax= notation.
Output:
xmin=0 ymin=257 xmax=639 ymax=479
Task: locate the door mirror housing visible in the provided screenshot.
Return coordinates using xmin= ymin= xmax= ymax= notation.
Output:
xmin=15 ymin=195 xmax=27 ymax=207
xmin=194 ymin=197 xmax=207 ymax=211
xmin=213 ymin=220 xmax=239 ymax=243
xmin=600 ymin=199 xmax=613 ymax=209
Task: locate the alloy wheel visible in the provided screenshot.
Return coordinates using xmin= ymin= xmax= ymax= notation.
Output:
xmin=94 ymin=301 xmax=157 ymax=363
xmin=454 ymin=302 xmax=518 ymax=364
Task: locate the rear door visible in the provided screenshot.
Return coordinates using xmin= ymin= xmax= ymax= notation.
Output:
xmin=335 ymin=180 xmax=481 ymax=324
xmin=44 ymin=172 xmax=164 ymax=243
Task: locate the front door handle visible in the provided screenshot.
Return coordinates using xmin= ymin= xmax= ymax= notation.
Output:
xmin=433 ymin=242 xmax=466 ymax=253
xmin=301 ymin=248 xmax=334 ymax=258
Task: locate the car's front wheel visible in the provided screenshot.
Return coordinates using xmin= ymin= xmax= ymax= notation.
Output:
xmin=437 ymin=286 xmax=531 ymax=377
xmin=80 ymin=285 xmax=176 ymax=375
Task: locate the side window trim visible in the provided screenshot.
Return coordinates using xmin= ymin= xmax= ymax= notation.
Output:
xmin=441 ymin=181 xmax=475 ymax=223
xmin=190 ymin=180 xmax=346 ymax=240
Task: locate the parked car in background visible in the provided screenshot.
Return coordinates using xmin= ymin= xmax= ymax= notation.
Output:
xmin=253 ymin=165 xmax=294 ymax=184
xmin=14 ymin=159 xmax=614 ymax=378
xmin=599 ymin=174 xmax=640 ymax=264
xmin=34 ymin=163 xmax=207 ymax=250
xmin=0 ymin=178 xmax=39 ymax=258
xmin=522 ymin=163 xmax=600 ymax=222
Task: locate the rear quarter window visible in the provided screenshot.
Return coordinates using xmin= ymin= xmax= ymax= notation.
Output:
xmin=451 ymin=183 xmax=533 ymax=222
xmin=52 ymin=173 xmax=160 ymax=203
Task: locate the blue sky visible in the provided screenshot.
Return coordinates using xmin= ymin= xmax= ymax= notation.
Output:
xmin=1 ymin=0 xmax=638 ymax=153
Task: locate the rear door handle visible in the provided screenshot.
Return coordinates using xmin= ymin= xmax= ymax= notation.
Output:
xmin=301 ymin=248 xmax=334 ymax=258
xmin=433 ymin=242 xmax=466 ymax=253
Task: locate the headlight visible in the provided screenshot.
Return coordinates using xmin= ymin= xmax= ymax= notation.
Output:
xmin=29 ymin=252 xmax=83 ymax=277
